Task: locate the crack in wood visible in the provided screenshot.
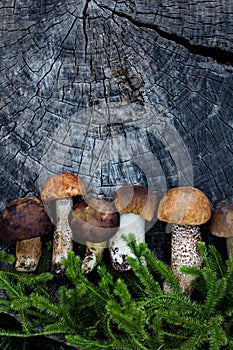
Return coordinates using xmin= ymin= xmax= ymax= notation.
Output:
xmin=82 ymin=0 xmax=92 ymax=62
xmin=97 ymin=3 xmax=233 ymax=65
xmin=0 ymin=1 xmax=232 ymax=211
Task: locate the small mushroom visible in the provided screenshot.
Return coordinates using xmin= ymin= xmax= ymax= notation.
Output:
xmin=0 ymin=197 xmax=53 ymax=272
xmin=69 ymin=197 xmax=119 ymax=274
xmin=40 ymin=172 xmax=86 ymax=273
xmin=157 ymin=186 xmax=211 ymax=296
xmin=109 ymin=185 xmax=157 ymax=272
xmin=209 ymin=203 xmax=233 ymax=258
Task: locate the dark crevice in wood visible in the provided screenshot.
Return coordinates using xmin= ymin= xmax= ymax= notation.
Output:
xmin=97 ymin=4 xmax=233 ymax=66
xmin=82 ymin=0 xmax=92 ymax=62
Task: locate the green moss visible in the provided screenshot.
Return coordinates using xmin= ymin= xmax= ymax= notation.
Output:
xmin=0 ymin=236 xmax=232 ymax=350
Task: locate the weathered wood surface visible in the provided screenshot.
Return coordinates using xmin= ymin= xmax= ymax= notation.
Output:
xmin=0 ymin=0 xmax=233 ymax=261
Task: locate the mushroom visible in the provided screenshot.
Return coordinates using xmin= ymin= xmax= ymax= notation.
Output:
xmin=69 ymin=197 xmax=119 ymax=274
xmin=40 ymin=172 xmax=86 ymax=273
xmin=209 ymin=203 xmax=233 ymax=258
xmin=0 ymin=197 xmax=53 ymax=272
xmin=157 ymin=186 xmax=211 ymax=296
xmin=109 ymin=185 xmax=157 ymax=272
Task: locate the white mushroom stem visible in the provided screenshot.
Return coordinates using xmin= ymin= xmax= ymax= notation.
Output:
xmin=226 ymin=237 xmax=233 ymax=258
xmin=81 ymin=241 xmax=107 ymax=275
xmin=52 ymin=198 xmax=73 ymax=272
xmin=109 ymin=213 xmax=145 ymax=272
xmin=15 ymin=236 xmax=42 ymax=272
xmin=164 ymin=224 xmax=202 ymax=296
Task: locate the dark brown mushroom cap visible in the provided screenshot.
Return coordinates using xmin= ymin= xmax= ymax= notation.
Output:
xmin=69 ymin=197 xmax=119 ymax=244
xmin=0 ymin=197 xmax=54 ymax=243
xmin=114 ymin=185 xmax=157 ymax=221
xmin=209 ymin=203 xmax=233 ymax=237
xmin=158 ymin=186 xmax=211 ymax=226
xmin=40 ymin=172 xmax=86 ymax=201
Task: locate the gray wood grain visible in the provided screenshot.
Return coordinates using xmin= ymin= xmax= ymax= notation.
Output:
xmin=0 ymin=0 xmax=232 ymax=255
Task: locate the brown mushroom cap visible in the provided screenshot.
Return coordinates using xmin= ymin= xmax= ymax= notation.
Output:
xmin=114 ymin=185 xmax=157 ymax=221
xmin=69 ymin=197 xmax=119 ymax=244
xmin=0 ymin=197 xmax=54 ymax=243
xmin=40 ymin=172 xmax=86 ymax=201
xmin=209 ymin=203 xmax=233 ymax=237
xmin=158 ymin=186 xmax=211 ymax=226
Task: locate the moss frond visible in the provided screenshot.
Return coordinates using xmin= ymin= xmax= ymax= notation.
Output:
xmin=0 ymin=236 xmax=231 ymax=349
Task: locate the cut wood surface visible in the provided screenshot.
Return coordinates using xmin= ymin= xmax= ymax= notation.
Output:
xmin=0 ymin=1 xmax=232 ymax=260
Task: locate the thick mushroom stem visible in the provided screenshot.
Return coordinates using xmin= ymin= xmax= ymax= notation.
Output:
xmin=52 ymin=198 xmax=73 ymax=272
xmin=81 ymin=241 xmax=107 ymax=275
xmin=226 ymin=237 xmax=233 ymax=258
xmin=15 ymin=237 xmax=42 ymax=272
xmin=109 ymin=213 xmax=145 ymax=272
xmin=165 ymin=224 xmax=202 ymax=296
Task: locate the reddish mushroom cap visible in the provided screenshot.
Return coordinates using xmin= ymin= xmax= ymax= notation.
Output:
xmin=114 ymin=185 xmax=157 ymax=221
xmin=40 ymin=172 xmax=86 ymax=201
xmin=158 ymin=186 xmax=211 ymax=226
xmin=209 ymin=203 xmax=233 ymax=237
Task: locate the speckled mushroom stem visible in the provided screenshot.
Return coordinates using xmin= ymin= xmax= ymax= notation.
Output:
xmin=15 ymin=236 xmax=42 ymax=272
xmin=81 ymin=241 xmax=107 ymax=274
xmin=164 ymin=224 xmax=202 ymax=296
xmin=52 ymin=198 xmax=73 ymax=273
xmin=226 ymin=237 xmax=233 ymax=258
xmin=109 ymin=213 xmax=145 ymax=272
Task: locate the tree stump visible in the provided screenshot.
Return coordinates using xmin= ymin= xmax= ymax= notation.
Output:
xmin=0 ymin=0 xmax=233 ymax=262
